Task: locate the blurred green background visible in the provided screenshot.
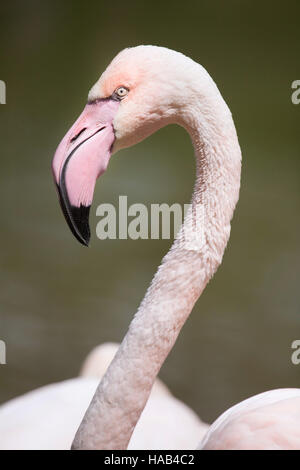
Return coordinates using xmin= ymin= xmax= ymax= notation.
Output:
xmin=0 ymin=0 xmax=299 ymax=425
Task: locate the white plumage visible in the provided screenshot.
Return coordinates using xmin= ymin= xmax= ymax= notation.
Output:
xmin=0 ymin=343 xmax=208 ymax=450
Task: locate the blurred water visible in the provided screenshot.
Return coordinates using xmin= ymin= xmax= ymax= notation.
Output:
xmin=0 ymin=1 xmax=299 ymax=424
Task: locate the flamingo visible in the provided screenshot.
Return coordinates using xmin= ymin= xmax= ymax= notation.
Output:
xmin=0 ymin=343 xmax=207 ymax=449
xmin=52 ymin=44 xmax=241 ymax=450
xmin=199 ymin=389 xmax=300 ymax=450
xmin=1 ymin=45 xmax=298 ymax=450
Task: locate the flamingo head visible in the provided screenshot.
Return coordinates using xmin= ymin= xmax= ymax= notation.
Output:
xmin=52 ymin=46 xmax=197 ymax=246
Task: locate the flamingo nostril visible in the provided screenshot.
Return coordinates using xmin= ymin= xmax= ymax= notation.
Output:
xmin=70 ymin=127 xmax=87 ymax=143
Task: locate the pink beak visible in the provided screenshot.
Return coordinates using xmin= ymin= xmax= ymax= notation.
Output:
xmin=52 ymin=99 xmax=120 ymax=246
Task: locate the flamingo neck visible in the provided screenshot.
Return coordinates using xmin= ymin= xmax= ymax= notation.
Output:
xmin=72 ymin=84 xmax=241 ymax=450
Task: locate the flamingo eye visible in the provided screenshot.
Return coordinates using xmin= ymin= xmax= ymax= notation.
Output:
xmin=115 ymin=86 xmax=129 ymax=99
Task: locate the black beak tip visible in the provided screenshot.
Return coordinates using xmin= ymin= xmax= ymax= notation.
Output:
xmin=68 ymin=204 xmax=91 ymax=247
xmin=56 ymin=183 xmax=91 ymax=247
xmin=80 ymin=236 xmax=90 ymax=247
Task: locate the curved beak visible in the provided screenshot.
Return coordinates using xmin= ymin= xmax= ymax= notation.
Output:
xmin=52 ymin=99 xmax=120 ymax=246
